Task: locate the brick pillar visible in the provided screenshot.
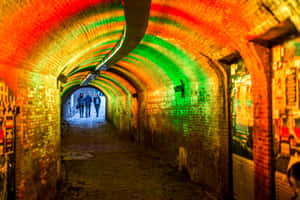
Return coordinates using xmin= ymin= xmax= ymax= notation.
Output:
xmin=241 ymin=42 xmax=274 ymax=200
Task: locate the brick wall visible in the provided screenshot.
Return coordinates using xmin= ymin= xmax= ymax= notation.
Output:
xmin=14 ymin=68 xmax=60 ymax=200
xmin=107 ymin=94 xmax=138 ymax=136
xmin=135 ymin=78 xmax=229 ymax=198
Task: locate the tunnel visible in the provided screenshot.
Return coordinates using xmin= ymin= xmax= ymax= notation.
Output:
xmin=1 ymin=0 xmax=300 ymax=200
xmin=61 ymin=86 xmax=106 ymax=121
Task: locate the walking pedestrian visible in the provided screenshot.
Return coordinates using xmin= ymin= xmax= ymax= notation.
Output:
xmin=93 ymin=94 xmax=101 ymax=117
xmin=85 ymin=94 xmax=92 ymax=118
xmin=77 ymin=93 xmax=85 ymax=118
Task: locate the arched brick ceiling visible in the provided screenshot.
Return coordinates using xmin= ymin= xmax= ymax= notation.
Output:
xmin=0 ymin=0 xmax=287 ymax=97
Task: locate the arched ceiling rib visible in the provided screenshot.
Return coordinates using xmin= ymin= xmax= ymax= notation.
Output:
xmin=61 ymin=70 xmax=136 ymax=100
xmin=81 ymin=0 xmax=152 ymax=85
xmin=39 ymin=7 xmax=126 ymax=76
xmin=108 ymin=67 xmax=148 ymax=92
xmin=105 ymin=0 xmax=282 ymax=94
xmin=0 ymin=0 xmax=289 ymax=96
xmin=0 ymin=0 xmax=122 ymax=70
xmin=95 ymin=71 xmax=136 ymax=94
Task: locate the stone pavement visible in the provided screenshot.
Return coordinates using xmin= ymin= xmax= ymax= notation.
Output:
xmin=56 ymin=120 xmax=217 ymax=200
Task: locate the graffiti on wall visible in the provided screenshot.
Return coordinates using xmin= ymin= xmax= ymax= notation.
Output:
xmin=0 ymin=79 xmax=15 ymax=200
xmin=231 ymin=60 xmax=253 ymax=160
xmin=273 ymin=37 xmax=300 ymax=200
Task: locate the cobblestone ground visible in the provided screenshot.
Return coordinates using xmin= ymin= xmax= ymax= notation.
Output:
xmin=56 ymin=120 xmax=217 ymax=200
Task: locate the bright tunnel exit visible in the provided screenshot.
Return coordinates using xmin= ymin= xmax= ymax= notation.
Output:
xmin=62 ymin=87 xmax=106 ymax=123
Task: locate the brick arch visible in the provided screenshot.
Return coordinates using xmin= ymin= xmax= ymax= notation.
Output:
xmin=239 ymin=42 xmax=273 ymax=200
xmin=61 ymin=85 xmax=109 ymax=108
xmin=0 ymin=0 xmax=296 ymax=199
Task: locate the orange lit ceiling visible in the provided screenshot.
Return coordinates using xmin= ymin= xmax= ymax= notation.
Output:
xmin=0 ymin=0 xmax=280 ymax=97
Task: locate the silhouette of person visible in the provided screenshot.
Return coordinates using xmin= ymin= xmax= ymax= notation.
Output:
xmin=85 ymin=94 xmax=92 ymax=118
xmin=93 ymin=94 xmax=101 ymax=117
xmin=77 ymin=93 xmax=85 ymax=118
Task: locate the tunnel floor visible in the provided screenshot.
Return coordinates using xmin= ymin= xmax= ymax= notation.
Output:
xmin=56 ymin=120 xmax=217 ymax=200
